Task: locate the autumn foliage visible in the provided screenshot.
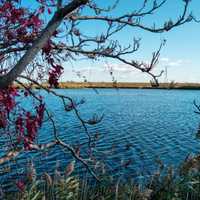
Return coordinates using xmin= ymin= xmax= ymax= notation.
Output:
xmin=0 ymin=0 xmax=64 ymax=149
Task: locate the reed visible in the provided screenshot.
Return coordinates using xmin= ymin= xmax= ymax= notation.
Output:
xmin=3 ymin=153 xmax=200 ymax=200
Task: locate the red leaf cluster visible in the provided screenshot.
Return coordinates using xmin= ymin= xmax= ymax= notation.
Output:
xmin=0 ymin=85 xmax=45 ymax=150
xmin=48 ymin=64 xmax=64 ymax=88
xmin=43 ymin=49 xmax=64 ymax=88
xmin=15 ymin=102 xmax=45 ymax=150
xmin=0 ymin=0 xmax=43 ymax=46
xmin=0 ymin=87 xmax=18 ymax=128
xmin=16 ymin=180 xmax=25 ymax=191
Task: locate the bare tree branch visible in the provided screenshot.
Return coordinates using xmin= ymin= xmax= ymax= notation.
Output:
xmin=71 ymin=0 xmax=193 ymax=33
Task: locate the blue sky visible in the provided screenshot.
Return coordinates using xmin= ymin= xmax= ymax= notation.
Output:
xmin=24 ymin=0 xmax=200 ymax=83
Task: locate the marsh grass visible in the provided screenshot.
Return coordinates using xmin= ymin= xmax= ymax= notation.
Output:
xmin=3 ymin=154 xmax=200 ymax=200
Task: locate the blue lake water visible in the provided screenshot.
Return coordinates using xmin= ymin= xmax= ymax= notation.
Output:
xmin=1 ymin=88 xmax=200 ymax=187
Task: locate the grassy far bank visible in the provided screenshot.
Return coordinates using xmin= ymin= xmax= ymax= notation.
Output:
xmin=4 ymin=153 xmax=200 ymax=200
xmin=58 ymin=82 xmax=200 ymax=90
xmin=15 ymin=82 xmax=200 ymax=90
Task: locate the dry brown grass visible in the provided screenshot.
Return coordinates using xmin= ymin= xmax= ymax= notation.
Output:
xmin=15 ymin=81 xmax=200 ymax=89
xmin=57 ymin=82 xmax=200 ymax=89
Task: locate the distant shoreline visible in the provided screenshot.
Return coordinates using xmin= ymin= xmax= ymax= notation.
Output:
xmin=48 ymin=82 xmax=200 ymax=90
xmin=15 ymin=82 xmax=200 ymax=90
